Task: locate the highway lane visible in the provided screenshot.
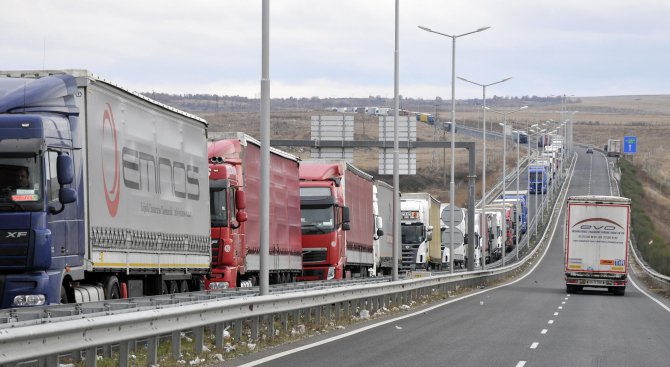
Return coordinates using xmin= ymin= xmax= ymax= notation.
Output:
xmin=229 ymin=150 xmax=670 ymax=367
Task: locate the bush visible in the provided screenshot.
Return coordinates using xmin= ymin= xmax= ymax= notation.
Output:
xmin=620 ymin=159 xmax=670 ymax=275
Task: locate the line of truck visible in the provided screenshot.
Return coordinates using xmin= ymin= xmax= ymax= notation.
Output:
xmin=529 ymin=135 xmax=564 ymax=195
xmin=0 ymin=70 xmax=416 ymax=307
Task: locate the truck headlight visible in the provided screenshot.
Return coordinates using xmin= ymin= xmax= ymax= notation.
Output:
xmin=208 ymin=281 xmax=230 ymax=290
xmin=327 ymin=267 xmax=335 ymax=280
xmin=13 ymin=294 xmax=46 ymax=306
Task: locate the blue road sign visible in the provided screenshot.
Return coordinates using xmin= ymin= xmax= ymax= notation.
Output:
xmin=624 ymin=136 xmax=637 ymax=154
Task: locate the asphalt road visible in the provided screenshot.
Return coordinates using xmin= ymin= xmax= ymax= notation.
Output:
xmin=229 ymin=149 xmax=670 ymax=367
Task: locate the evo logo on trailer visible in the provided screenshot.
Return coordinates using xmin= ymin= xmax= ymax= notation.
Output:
xmin=101 ymin=104 xmax=201 ymax=218
xmin=572 ymin=217 xmax=624 ymax=232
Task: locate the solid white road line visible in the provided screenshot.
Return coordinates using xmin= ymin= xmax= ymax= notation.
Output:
xmin=629 ymin=277 xmax=670 ymax=313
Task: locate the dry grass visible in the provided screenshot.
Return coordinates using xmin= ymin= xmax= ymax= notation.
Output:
xmin=202 ymin=94 xmax=670 ymax=252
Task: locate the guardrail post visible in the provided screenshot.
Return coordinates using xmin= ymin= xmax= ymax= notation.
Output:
xmin=71 ymin=349 xmax=82 ymax=363
xmin=251 ymin=316 xmax=260 ymax=341
xmin=42 ymin=356 xmax=56 ymax=367
xmin=147 ymin=336 xmax=158 ymax=367
xmin=267 ymin=315 xmax=275 ymax=339
xmin=102 ymin=344 xmax=112 ymax=358
xmin=292 ymin=309 xmax=300 ymax=326
xmin=327 ymin=303 xmax=334 ymax=322
xmin=234 ymin=319 xmax=243 ymax=341
xmin=119 ymin=340 xmax=130 ymax=367
xmin=280 ymin=312 xmax=289 ymax=334
xmin=171 ymin=330 xmax=181 ymax=360
xmin=215 ymin=322 xmax=225 ymax=349
xmin=193 ymin=326 xmax=204 ymax=355
xmin=335 ymin=302 xmax=341 ymax=321
xmin=315 ymin=306 xmax=322 ymax=325
xmin=343 ymin=300 xmax=350 ymax=319
xmin=85 ymin=346 xmax=97 ymax=367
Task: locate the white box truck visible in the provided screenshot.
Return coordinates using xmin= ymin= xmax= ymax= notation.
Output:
xmin=564 ymin=195 xmax=631 ymax=295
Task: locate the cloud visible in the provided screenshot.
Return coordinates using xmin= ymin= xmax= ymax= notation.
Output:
xmin=2 ymin=0 xmax=669 ymax=98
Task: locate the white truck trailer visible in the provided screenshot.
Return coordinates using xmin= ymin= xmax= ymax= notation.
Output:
xmin=564 ymin=195 xmax=631 ymax=295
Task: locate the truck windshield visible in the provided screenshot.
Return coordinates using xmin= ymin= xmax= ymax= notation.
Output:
xmin=301 ymin=206 xmax=335 ymax=234
xmin=210 ymin=188 xmax=228 ymax=227
xmin=401 ymin=224 xmax=424 ymax=244
xmin=530 ymin=172 xmax=543 ymax=181
xmin=0 ymin=154 xmax=43 ymax=212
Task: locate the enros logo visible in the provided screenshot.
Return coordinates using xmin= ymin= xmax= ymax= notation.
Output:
xmin=101 ymin=104 xmax=200 ymax=218
xmin=572 ymin=217 xmax=624 ymax=231
xmin=102 ymin=104 xmax=121 ymax=217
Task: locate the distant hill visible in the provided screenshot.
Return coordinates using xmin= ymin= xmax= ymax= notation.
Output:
xmin=144 ymin=92 xmax=574 ymax=115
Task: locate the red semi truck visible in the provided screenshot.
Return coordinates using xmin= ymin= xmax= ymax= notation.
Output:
xmin=207 ymin=132 xmax=302 ymax=288
xmin=299 ymin=161 xmax=375 ymax=280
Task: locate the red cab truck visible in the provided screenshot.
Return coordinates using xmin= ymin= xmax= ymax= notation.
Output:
xmin=207 ymin=132 xmax=302 ymax=288
xmin=564 ymin=195 xmax=631 ymax=295
xmin=299 ymin=161 xmax=375 ymax=280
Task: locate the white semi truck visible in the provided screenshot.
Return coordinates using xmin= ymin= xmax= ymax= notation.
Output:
xmin=400 ymin=193 xmax=440 ymax=271
xmin=564 ymin=195 xmax=631 ymax=295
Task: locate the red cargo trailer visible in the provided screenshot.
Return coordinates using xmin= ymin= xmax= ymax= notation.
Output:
xmin=207 ymin=132 xmax=302 ymax=288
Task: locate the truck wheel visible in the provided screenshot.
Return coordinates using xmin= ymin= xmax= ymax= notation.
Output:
xmin=179 ymin=280 xmax=190 ymax=293
xmin=60 ymin=285 xmax=70 ymax=304
xmin=168 ymin=280 xmax=179 ymax=294
xmin=103 ymin=276 xmax=121 ymax=300
xmin=566 ymin=284 xmax=577 ymax=294
xmin=614 ymin=287 xmax=626 ymax=296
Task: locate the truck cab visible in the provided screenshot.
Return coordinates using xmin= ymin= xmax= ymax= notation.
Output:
xmin=529 ymin=166 xmax=548 ymax=194
xmin=0 ymin=74 xmax=81 ymax=307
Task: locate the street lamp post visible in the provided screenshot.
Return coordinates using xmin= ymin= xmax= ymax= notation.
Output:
xmin=516 ymin=123 xmax=537 ymax=259
xmin=486 ymin=106 xmax=527 ymax=267
xmin=419 ymin=25 xmax=490 ymax=273
xmin=457 ymin=76 xmax=511 ymax=269
xmin=527 ymin=126 xmax=540 ymax=239
xmin=531 ymin=128 xmax=545 ymax=235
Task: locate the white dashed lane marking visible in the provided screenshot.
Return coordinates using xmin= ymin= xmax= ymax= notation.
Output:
xmin=530 ymin=342 xmax=539 ymax=349
xmin=541 ymin=329 xmax=548 ymax=334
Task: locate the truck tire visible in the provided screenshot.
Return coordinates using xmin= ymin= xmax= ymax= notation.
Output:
xmin=566 ymin=284 xmax=578 ymax=294
xmin=179 ymin=280 xmax=190 ymax=293
xmin=103 ymin=276 xmax=121 ymax=300
xmin=60 ymin=285 xmax=70 ymax=304
xmin=614 ymin=287 xmax=626 ymax=296
xmin=168 ymin=280 xmax=179 ymax=294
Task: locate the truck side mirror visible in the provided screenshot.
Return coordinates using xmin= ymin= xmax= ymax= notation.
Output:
xmin=236 ymin=210 xmax=248 ymax=223
xmin=375 ymin=216 xmax=383 ymax=237
xmin=57 ymin=154 xmax=74 ymax=185
xmin=342 ymin=206 xmax=351 ymax=231
xmin=235 ymin=190 xmax=246 ymax=210
xmin=59 ymin=187 xmax=77 ymax=204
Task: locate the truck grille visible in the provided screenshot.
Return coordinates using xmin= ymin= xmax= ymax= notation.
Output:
xmin=400 ymin=244 xmax=419 ymax=270
xmin=0 ymin=230 xmax=30 ymax=270
xmin=302 ymin=248 xmax=327 ymax=263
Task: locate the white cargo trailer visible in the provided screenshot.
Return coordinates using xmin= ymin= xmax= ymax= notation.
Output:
xmin=564 ymin=195 xmax=631 ymax=295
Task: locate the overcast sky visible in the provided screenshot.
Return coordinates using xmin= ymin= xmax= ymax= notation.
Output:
xmin=3 ymin=1 xmax=669 ymax=99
